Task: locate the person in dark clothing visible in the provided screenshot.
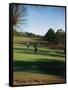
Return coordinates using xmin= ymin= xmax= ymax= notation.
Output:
xmin=34 ymin=45 xmax=37 ymax=53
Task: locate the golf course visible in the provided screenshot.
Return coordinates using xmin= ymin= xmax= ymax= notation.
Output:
xmin=13 ymin=36 xmax=65 ymax=86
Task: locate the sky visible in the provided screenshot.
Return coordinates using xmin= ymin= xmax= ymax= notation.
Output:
xmin=18 ymin=5 xmax=65 ymax=35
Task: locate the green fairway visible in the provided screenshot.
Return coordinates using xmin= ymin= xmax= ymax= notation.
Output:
xmin=14 ymin=46 xmax=65 ymax=61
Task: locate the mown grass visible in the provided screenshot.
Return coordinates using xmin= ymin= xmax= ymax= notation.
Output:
xmin=13 ymin=45 xmax=65 ymax=61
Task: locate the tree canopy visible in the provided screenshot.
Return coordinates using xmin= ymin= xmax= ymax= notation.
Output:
xmin=12 ymin=4 xmax=26 ymax=31
xmin=44 ymin=28 xmax=56 ymax=43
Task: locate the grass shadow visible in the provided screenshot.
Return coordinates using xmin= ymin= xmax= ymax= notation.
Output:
xmin=13 ymin=59 xmax=66 ymax=78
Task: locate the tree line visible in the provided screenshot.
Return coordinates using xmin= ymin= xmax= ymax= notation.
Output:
xmin=44 ymin=28 xmax=65 ymax=45
xmin=13 ymin=30 xmax=42 ymax=38
xmin=13 ymin=28 xmax=65 ymax=49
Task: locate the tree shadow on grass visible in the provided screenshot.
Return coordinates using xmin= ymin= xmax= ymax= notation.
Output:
xmin=13 ymin=59 xmax=66 ymax=78
xmin=14 ymin=47 xmax=65 ymax=57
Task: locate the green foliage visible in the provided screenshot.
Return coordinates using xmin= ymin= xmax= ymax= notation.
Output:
xmin=43 ymin=28 xmax=65 ymax=49
xmin=56 ymin=29 xmax=65 ymax=45
xmin=44 ymin=28 xmax=56 ymax=43
xmin=25 ymin=32 xmax=36 ymax=38
xmin=13 ymin=30 xmax=42 ymax=38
